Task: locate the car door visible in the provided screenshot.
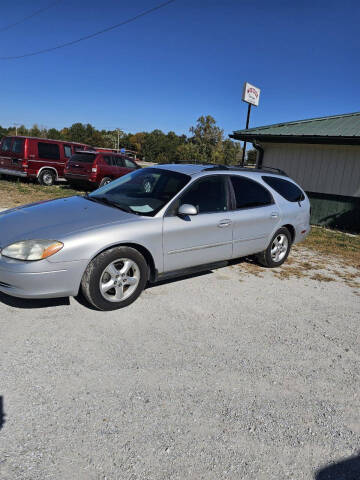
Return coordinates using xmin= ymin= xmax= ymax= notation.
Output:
xmin=0 ymin=137 xmax=14 ymax=170
xmin=101 ymin=155 xmax=114 ymax=179
xmin=162 ymin=175 xmax=233 ymax=272
xmin=112 ymin=156 xmax=129 ymax=178
xmin=228 ymin=175 xmax=281 ymax=258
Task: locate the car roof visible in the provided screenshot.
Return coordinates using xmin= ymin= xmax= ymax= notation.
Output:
xmin=3 ymin=136 xmax=89 ymax=146
xmin=74 ymin=149 xmax=127 ymax=156
xmin=152 ymin=163 xmax=287 ymax=178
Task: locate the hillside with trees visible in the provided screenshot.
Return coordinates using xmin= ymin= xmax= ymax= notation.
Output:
xmin=0 ymin=115 xmax=254 ymax=165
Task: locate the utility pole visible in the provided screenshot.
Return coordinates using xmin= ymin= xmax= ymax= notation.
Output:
xmin=13 ymin=123 xmax=20 ymax=136
xmin=116 ymin=128 xmax=122 ymax=152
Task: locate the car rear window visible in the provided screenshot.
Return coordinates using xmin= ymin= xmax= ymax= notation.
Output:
xmin=262 ymin=176 xmax=305 ymax=202
xmin=38 ymin=142 xmax=60 ymax=160
xmin=12 ymin=138 xmax=24 ymax=154
xmin=69 ymin=153 xmax=96 ymax=164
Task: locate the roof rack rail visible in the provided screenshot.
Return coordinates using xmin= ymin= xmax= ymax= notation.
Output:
xmin=201 ymin=164 xmax=287 ymax=176
xmin=259 ymin=166 xmax=288 ymax=176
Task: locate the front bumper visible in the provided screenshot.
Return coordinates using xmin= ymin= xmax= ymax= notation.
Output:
xmin=0 ymin=256 xmax=88 ymax=299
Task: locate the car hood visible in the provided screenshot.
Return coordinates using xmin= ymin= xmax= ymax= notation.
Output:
xmin=0 ymin=196 xmax=140 ymax=248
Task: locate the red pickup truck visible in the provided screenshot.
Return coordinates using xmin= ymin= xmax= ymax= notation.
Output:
xmin=0 ymin=136 xmax=90 ymax=186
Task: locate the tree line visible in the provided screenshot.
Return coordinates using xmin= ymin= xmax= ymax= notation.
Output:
xmin=0 ymin=115 xmax=257 ymax=165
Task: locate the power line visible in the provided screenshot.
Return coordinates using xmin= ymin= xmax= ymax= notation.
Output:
xmin=0 ymin=0 xmax=176 ymax=60
xmin=0 ymin=1 xmax=63 ymax=33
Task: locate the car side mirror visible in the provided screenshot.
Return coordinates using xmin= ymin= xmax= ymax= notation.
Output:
xmin=178 ymin=204 xmax=198 ymax=216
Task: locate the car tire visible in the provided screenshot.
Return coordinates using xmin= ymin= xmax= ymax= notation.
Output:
xmin=99 ymin=177 xmax=112 ymax=187
xmin=81 ymin=246 xmax=148 ymax=311
xmin=39 ymin=169 xmax=56 ymax=186
xmin=256 ymin=227 xmax=292 ymax=268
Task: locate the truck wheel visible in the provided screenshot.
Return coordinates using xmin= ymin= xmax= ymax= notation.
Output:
xmin=39 ymin=169 xmax=56 ymax=186
xmin=81 ymin=246 xmax=148 ymax=311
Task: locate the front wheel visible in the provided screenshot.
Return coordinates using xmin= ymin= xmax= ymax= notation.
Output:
xmin=256 ymin=227 xmax=291 ymax=268
xmin=81 ymin=247 xmax=148 ymax=311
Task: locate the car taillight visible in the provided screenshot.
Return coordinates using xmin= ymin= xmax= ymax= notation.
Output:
xmin=21 ymin=159 xmax=28 ymax=169
xmin=92 ymin=167 xmax=97 ymax=173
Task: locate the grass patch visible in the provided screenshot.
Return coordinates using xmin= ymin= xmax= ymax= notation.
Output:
xmin=310 ymin=273 xmax=335 ymax=282
xmin=300 ymin=226 xmax=360 ymax=268
xmin=0 ymin=177 xmax=85 ymax=207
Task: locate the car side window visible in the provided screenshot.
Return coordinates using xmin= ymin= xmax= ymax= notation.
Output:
xmin=230 ymin=175 xmax=273 ymax=209
xmin=64 ymin=145 xmax=72 ymax=158
xmin=12 ymin=138 xmax=24 ymax=154
xmin=38 ymin=142 xmax=60 ymax=160
xmin=103 ymin=156 xmax=112 ymax=166
xmin=262 ymin=176 xmax=305 ymax=202
xmin=113 ymin=156 xmax=123 ymax=167
xmin=1 ymin=138 xmax=12 ymax=152
xmin=172 ymin=175 xmax=228 ymax=215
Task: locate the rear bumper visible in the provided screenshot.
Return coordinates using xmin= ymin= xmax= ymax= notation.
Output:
xmin=65 ymin=173 xmax=97 ymax=182
xmin=0 ymin=257 xmax=88 ymax=299
xmin=0 ymin=168 xmax=27 ymax=177
xmin=293 ymin=224 xmax=311 ymax=244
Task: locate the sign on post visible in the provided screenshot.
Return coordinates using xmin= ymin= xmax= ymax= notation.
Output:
xmin=242 ymin=82 xmax=261 ymax=107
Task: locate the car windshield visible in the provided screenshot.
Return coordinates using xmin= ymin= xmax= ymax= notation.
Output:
xmin=88 ymin=168 xmax=190 ymax=216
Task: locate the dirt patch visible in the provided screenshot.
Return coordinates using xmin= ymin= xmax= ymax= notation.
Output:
xmin=235 ymin=246 xmax=360 ymax=291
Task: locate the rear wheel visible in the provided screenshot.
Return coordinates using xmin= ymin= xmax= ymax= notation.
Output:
xmin=99 ymin=177 xmax=112 ymax=187
xmin=39 ymin=169 xmax=56 ymax=186
xmin=81 ymin=246 xmax=148 ymax=311
xmin=256 ymin=227 xmax=291 ymax=268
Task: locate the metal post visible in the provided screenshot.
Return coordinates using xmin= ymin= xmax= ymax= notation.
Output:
xmin=240 ymin=103 xmax=252 ymax=166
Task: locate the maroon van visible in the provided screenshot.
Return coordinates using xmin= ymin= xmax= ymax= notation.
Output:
xmin=0 ymin=136 xmax=90 ymax=186
xmin=64 ymin=150 xmax=140 ymax=188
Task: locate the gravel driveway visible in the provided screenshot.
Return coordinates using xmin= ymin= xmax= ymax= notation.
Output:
xmin=0 ymin=247 xmax=359 ymax=480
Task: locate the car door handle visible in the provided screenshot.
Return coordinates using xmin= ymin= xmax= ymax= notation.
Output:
xmin=270 ymin=212 xmax=279 ymax=218
xmin=218 ymin=219 xmax=232 ymax=228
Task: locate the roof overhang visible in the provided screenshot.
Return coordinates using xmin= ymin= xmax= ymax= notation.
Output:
xmin=229 ymin=133 xmax=360 ymax=146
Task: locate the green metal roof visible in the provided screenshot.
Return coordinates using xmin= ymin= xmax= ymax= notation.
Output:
xmin=231 ymin=112 xmax=360 ymax=141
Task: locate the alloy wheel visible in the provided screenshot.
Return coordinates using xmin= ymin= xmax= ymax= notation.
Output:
xmin=271 ymin=233 xmax=289 ymax=263
xmin=99 ymin=258 xmax=140 ymax=302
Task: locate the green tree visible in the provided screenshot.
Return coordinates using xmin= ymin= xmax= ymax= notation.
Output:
xmin=222 ymin=139 xmax=242 ymax=165
xmin=175 ymin=143 xmax=203 ymax=163
xmin=189 ymin=115 xmax=224 ymax=163
xmin=246 ymin=149 xmax=258 ymax=165
xmin=47 ymin=128 xmax=61 ymax=140
xmin=29 ymin=124 xmax=41 ymax=137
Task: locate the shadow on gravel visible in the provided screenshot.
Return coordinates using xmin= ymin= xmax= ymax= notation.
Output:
xmin=315 ymin=454 xmax=360 ymax=479
xmin=0 ymin=292 xmax=70 ymax=309
xmin=0 ymin=396 xmax=5 ymax=430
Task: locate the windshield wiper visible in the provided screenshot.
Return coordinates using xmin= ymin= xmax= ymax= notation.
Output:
xmin=84 ymin=195 xmax=136 ymax=214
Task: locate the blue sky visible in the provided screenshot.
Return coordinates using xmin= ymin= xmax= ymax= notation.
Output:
xmin=0 ymin=0 xmax=359 ymax=137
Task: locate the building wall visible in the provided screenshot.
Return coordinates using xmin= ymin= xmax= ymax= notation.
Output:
xmin=261 ymin=143 xmax=360 ymax=198
xmin=260 ymin=142 xmax=360 ymax=232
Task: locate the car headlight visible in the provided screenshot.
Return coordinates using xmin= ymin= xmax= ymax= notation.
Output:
xmin=1 ymin=240 xmax=63 ymax=261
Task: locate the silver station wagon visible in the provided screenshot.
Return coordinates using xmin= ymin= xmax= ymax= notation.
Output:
xmin=0 ymin=164 xmax=310 ymax=310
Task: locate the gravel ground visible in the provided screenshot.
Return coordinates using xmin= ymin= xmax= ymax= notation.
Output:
xmin=0 ymin=248 xmax=359 ymax=480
